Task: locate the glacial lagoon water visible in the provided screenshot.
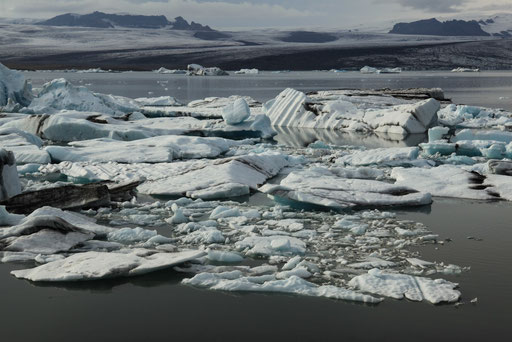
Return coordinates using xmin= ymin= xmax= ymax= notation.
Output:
xmin=2 ymin=71 xmax=512 ymax=341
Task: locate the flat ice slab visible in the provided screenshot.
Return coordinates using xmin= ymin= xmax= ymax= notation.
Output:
xmin=11 ymin=249 xmax=205 ymax=281
xmin=261 ymin=168 xmax=432 ymax=209
xmin=45 ymin=135 xmax=237 ymax=163
xmin=349 ymin=268 xmax=461 ymax=304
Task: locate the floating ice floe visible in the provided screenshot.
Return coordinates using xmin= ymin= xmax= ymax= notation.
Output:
xmin=153 ymin=67 xmax=187 ymax=74
xmin=183 ymin=273 xmax=382 ymax=304
xmin=360 ymin=66 xmax=380 ymax=74
xmin=44 ymin=135 xmax=239 ymax=163
xmin=24 ymin=78 xmax=139 ymax=115
xmin=11 ymin=249 xmax=205 ymax=281
xmin=348 ymin=268 xmax=461 ymax=304
xmin=76 ymin=68 xmax=110 ymax=73
xmin=187 ymin=64 xmax=228 ymax=76
xmin=0 ymin=149 xmax=21 ymax=201
xmin=451 ymin=67 xmax=479 ymax=73
xmin=265 ymin=88 xmax=439 ymax=136
xmin=0 ymin=128 xmax=50 ymax=164
xmin=261 ymin=168 xmax=432 ymax=209
xmin=234 ymin=68 xmax=259 ymax=75
xmin=0 ymin=62 xmax=33 ymax=108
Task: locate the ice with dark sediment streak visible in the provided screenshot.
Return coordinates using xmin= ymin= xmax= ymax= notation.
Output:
xmin=11 ymin=249 xmax=205 ymax=281
xmin=260 ymin=168 xmax=432 ymax=209
xmin=0 ymin=149 xmax=22 ymax=201
xmin=39 ymin=152 xmax=290 ymax=200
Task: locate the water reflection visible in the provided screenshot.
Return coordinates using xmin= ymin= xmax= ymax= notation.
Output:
xmin=273 ymin=126 xmax=427 ymax=148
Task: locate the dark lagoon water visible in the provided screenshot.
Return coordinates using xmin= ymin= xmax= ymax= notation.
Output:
xmin=2 ymin=71 xmax=511 ymax=341
xmin=23 ymin=70 xmax=512 ymax=110
xmin=1 ymin=199 xmax=511 ymax=342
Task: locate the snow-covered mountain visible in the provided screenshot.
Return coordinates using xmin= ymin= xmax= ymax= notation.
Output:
xmin=37 ymin=11 xmax=214 ymax=31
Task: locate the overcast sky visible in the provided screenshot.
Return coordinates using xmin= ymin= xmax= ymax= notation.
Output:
xmin=0 ymin=0 xmax=510 ymax=29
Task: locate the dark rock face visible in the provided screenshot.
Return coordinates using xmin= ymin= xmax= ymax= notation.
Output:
xmin=390 ymin=18 xmax=490 ymax=36
xmin=37 ymin=12 xmax=214 ymax=31
xmin=280 ymin=31 xmax=338 ymax=43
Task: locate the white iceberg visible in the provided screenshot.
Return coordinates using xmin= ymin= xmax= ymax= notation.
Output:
xmin=337 ymin=147 xmax=419 ymax=166
xmin=0 ymin=128 xmax=50 ymax=164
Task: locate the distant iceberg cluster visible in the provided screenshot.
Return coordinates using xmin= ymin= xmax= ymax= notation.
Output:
xmin=3 ymin=62 xmax=512 ymax=305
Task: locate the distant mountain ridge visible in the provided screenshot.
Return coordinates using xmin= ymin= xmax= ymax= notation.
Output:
xmin=390 ymin=18 xmax=489 ymax=36
xmin=37 ymin=11 xmax=214 ymax=31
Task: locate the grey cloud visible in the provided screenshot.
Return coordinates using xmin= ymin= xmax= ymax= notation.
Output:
xmin=394 ymin=0 xmax=467 ymax=12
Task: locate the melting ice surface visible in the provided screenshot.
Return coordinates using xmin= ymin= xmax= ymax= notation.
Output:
xmin=2 ymin=64 xmax=512 ymax=307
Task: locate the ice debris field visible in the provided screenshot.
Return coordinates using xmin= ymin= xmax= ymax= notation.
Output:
xmin=2 ymin=62 xmax=512 ymax=305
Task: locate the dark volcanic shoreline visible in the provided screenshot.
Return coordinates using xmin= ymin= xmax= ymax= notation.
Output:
xmin=3 ymin=39 xmax=512 ymax=71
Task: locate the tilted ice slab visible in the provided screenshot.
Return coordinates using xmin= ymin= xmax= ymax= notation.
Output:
xmin=11 ymin=249 xmax=205 ymax=281
xmin=265 ymin=88 xmax=439 ymax=135
xmin=0 ymin=128 xmax=50 ymax=164
xmin=44 ymin=135 xmax=238 ymax=163
xmin=349 ymin=268 xmax=461 ymax=304
xmin=138 ymin=152 xmax=289 ymax=199
xmin=0 ymin=62 xmax=32 ymax=107
xmin=337 ymin=147 xmax=419 ymax=166
xmin=391 ymin=164 xmax=512 ymax=201
xmin=25 ymin=78 xmax=139 ymax=115
xmin=0 ymin=149 xmax=22 ymax=201
xmin=260 ymin=168 xmax=432 ymax=209
xmin=134 ymin=96 xmax=182 ymax=107
xmin=183 ymin=273 xmax=382 ymax=304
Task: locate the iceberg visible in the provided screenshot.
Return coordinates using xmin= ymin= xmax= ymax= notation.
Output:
xmin=11 ymin=249 xmax=205 ymax=281
xmin=265 ymin=88 xmax=439 ymax=135
xmin=134 ymin=96 xmax=182 ymax=107
xmin=222 ymin=98 xmax=251 ymax=125
xmin=360 ymin=66 xmax=380 ymax=74
xmin=348 ymin=268 xmax=461 ymax=304
xmin=0 ymin=62 xmax=33 ymax=107
xmin=26 ymin=78 xmax=139 ymax=115
xmin=153 ymin=67 xmax=186 ymax=74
